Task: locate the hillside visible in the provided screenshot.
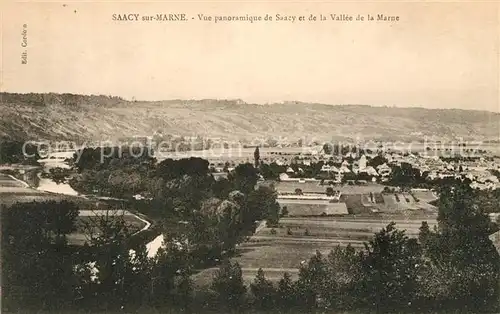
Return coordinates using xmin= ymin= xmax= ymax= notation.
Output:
xmin=1 ymin=93 xmax=498 ymax=143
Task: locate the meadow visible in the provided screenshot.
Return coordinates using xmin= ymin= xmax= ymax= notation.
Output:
xmin=192 ymin=214 xmax=438 ymax=287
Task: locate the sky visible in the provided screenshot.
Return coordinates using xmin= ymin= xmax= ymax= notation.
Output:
xmin=1 ymin=1 xmax=499 ymax=112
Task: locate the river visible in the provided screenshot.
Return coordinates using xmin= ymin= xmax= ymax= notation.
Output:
xmin=23 ymin=162 xmax=165 ymax=257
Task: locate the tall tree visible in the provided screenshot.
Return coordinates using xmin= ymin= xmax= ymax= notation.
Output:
xmin=1 ymin=201 xmax=79 ymax=311
xmin=322 ymin=143 xmax=333 ymax=155
xmin=324 ymin=245 xmax=364 ymax=309
xmin=277 ymin=272 xmax=296 ymax=308
xmin=246 ymin=186 xmax=280 ymax=227
xmin=230 ymin=163 xmax=258 ymax=195
xmin=250 ymin=268 xmax=275 ymax=309
xmin=432 ymin=183 xmax=500 ymax=310
xmin=254 ymin=146 xmax=260 ymax=167
xmin=211 ymin=260 xmax=247 ymax=308
xmin=295 ymin=251 xmax=327 ymax=309
xmin=360 ymin=222 xmax=422 ymax=311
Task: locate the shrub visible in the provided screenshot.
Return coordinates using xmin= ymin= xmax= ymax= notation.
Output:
xmin=286 ymin=227 xmax=293 ymax=236
xmin=270 ymin=228 xmax=277 ymax=235
xmin=281 ymin=206 xmax=289 ymax=217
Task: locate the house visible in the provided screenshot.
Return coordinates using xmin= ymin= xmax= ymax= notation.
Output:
xmin=329 ymin=165 xmax=339 ymax=173
xmin=363 ymin=166 xmax=379 ymax=176
xmin=213 ymin=172 xmax=229 ymax=181
xmin=427 ymin=171 xmax=439 ymax=180
xmin=279 ymin=173 xmax=292 ymax=181
xmin=446 ymin=164 xmax=455 ymax=171
xmin=358 ymin=155 xmax=367 ymax=170
xmin=133 ymin=194 xmax=145 ymax=200
xmin=275 ymin=159 xmax=285 ymax=166
xmin=344 ymin=152 xmax=358 ymax=159
xmin=339 ymin=165 xmax=351 ymax=173
xmin=485 ymin=175 xmax=499 ymax=183
xmin=418 ymin=165 xmax=430 ymax=175
xmin=376 ymin=163 xmax=391 ymax=176
xmin=320 ymin=165 xmax=331 ymax=172
xmin=334 ymin=172 xmax=343 ymax=183
xmin=351 ymin=166 xmax=360 ymax=174
xmin=470 ymin=181 xmax=486 ymax=190
xmin=321 ymin=164 xmax=337 ymax=173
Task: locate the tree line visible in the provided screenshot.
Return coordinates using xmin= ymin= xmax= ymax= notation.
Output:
xmin=0 ymin=139 xmax=40 ymax=165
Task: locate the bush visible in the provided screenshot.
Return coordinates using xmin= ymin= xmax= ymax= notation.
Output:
xmin=270 ymin=228 xmax=277 ymax=235
xmin=286 ymin=228 xmax=293 ymax=236
xmin=281 ymin=206 xmax=289 ymax=217
xmin=304 ymin=228 xmax=310 ymax=236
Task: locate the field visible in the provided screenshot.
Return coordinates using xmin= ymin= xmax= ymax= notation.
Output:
xmin=275 ymin=188 xmax=437 ymax=217
xmin=411 ymin=189 xmax=438 ymax=203
xmin=277 ymin=199 xmax=348 ymax=216
xmin=373 ymin=192 xmax=437 ymax=213
xmin=193 ymin=184 xmax=440 ymax=288
xmin=192 ymin=214 xmax=438 ymax=287
xmin=275 ymin=181 xmax=384 ymax=195
xmin=0 ymin=173 xmax=52 ymax=205
xmin=69 ymin=211 xmax=148 ymax=246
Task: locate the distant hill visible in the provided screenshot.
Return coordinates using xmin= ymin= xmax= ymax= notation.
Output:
xmin=1 ymin=92 xmax=498 ymax=143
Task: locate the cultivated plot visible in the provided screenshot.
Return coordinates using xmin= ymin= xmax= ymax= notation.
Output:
xmin=192 ymin=214 xmax=438 ymax=287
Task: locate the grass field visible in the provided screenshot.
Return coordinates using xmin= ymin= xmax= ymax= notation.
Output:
xmin=70 ymin=212 xmax=148 ymax=246
xmin=340 ymin=194 xmax=375 ymax=214
xmin=372 ymin=192 xmax=437 ymax=212
xmin=192 ymin=214 xmax=437 ymax=287
xmin=0 ymin=173 xmax=55 ymax=206
xmin=411 ymin=190 xmax=438 ymax=203
xmin=278 ymin=199 xmax=349 ymax=216
xmin=275 ymin=181 xmax=385 ymax=195
xmin=274 ymin=181 xmax=326 ymax=194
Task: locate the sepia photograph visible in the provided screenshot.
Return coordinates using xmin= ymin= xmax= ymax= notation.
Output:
xmin=0 ymin=0 xmax=499 ymax=313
